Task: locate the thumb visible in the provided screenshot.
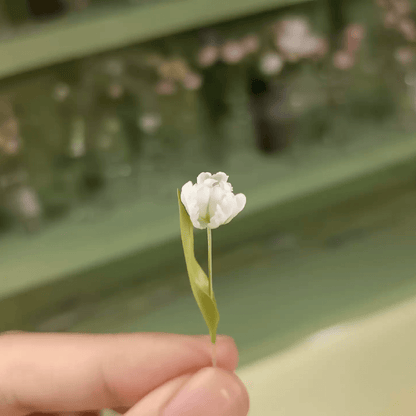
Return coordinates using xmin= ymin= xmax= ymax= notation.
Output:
xmin=125 ymin=367 xmax=249 ymax=416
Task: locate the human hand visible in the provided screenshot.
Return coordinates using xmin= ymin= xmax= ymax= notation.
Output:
xmin=0 ymin=332 xmax=249 ymax=416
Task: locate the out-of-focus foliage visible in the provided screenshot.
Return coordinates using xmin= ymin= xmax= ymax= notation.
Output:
xmin=0 ymin=0 xmax=412 ymax=235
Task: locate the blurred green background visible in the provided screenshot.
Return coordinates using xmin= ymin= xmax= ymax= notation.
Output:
xmin=2 ymin=0 xmax=416 ymax=414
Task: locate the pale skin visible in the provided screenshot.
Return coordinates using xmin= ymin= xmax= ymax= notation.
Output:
xmin=0 ymin=332 xmax=249 ymax=416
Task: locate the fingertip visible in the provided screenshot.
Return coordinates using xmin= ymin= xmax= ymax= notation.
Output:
xmin=216 ymin=335 xmax=240 ymax=371
xmin=193 ymin=334 xmax=239 ymax=371
xmin=161 ymin=367 xmax=249 ymax=416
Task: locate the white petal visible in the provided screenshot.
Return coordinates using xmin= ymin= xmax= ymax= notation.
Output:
xmin=223 ymin=193 xmax=246 ymax=224
xmin=208 ymin=204 xmax=228 ymax=229
xmin=212 ymin=172 xmax=229 ymax=183
xmin=234 ymin=193 xmax=247 ymax=215
xmin=182 ymin=172 xmax=245 ymax=230
xmin=180 ymin=181 xmax=194 ymax=213
xmin=187 ymin=200 xmax=203 ymax=229
xmin=220 ymin=192 xmax=235 ymax=220
xmin=196 ymin=185 xmax=210 ymax=218
xmin=220 ymin=181 xmax=233 ymax=193
xmin=203 ymin=178 xmax=217 ymax=187
xmin=193 ymin=218 xmax=207 ymax=229
xmin=187 ymin=200 xmax=199 ymax=226
xmin=208 ymin=186 xmax=225 ymax=218
xmin=197 ymin=172 xmax=212 ymax=184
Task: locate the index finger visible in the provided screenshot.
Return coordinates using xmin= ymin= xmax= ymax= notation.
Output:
xmin=0 ymin=332 xmax=239 ymax=415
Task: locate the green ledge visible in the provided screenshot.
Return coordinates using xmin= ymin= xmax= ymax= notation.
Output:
xmin=0 ymin=0 xmax=311 ymax=80
xmin=71 ymin=165 xmax=416 ymax=374
xmin=1 ymin=129 xmax=416 ymax=331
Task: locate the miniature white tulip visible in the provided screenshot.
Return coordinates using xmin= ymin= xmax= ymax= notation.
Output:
xmin=181 ymin=172 xmax=246 ymax=229
xmin=178 ymin=172 xmax=247 ymax=363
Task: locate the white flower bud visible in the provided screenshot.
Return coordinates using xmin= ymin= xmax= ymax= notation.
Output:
xmin=181 ymin=172 xmax=246 ymax=229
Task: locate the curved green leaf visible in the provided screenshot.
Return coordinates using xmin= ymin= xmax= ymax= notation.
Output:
xmin=177 ymin=189 xmax=219 ymax=343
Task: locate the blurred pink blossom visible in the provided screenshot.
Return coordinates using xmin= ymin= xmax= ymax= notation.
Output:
xmin=276 ymin=17 xmax=318 ymax=61
xmin=384 ymin=11 xmax=399 ymax=28
xmin=399 ymin=18 xmax=416 ymax=41
xmin=108 ymin=83 xmax=124 ymax=99
xmin=198 ymin=45 xmax=219 ymax=68
xmin=301 ymin=36 xmax=329 ymax=59
xmin=259 ymin=53 xmax=284 ymax=75
xmin=278 ymin=17 xmax=310 ymax=40
xmin=221 ymin=41 xmax=246 ymax=64
xmin=333 ymin=50 xmax=355 ymax=70
xmin=346 ymin=23 xmax=366 ymax=41
xmin=310 ymin=37 xmax=329 ymax=58
xmin=183 ymin=72 xmax=203 ymax=90
xmin=395 ymin=46 xmax=415 ymax=65
xmin=138 ymin=113 xmax=162 ymax=134
xmin=70 ymin=137 xmax=86 ymax=158
xmin=392 ymin=0 xmax=411 ymax=16
xmin=375 ymin=0 xmax=388 ymax=8
xmin=158 ymin=59 xmax=189 ymax=81
xmin=2 ymin=118 xmax=19 ymax=138
xmin=345 ymin=24 xmax=366 ymax=54
xmin=242 ymin=34 xmax=260 ymax=54
xmin=53 ymin=83 xmax=70 ymax=102
xmin=17 ymin=187 xmax=41 ymax=218
xmin=155 ymin=80 xmax=177 ymax=95
xmin=4 ymin=137 xmax=20 ymax=155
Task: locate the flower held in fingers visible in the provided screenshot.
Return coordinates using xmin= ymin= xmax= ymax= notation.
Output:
xmin=177 ymin=172 xmax=246 ymax=362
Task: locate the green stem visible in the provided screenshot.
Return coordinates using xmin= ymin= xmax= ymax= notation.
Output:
xmin=207 ymin=227 xmax=213 ymax=298
xmin=207 ymin=226 xmax=216 ymax=367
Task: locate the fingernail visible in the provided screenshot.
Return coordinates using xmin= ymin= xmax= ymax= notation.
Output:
xmin=162 ymin=367 xmax=249 ymax=416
